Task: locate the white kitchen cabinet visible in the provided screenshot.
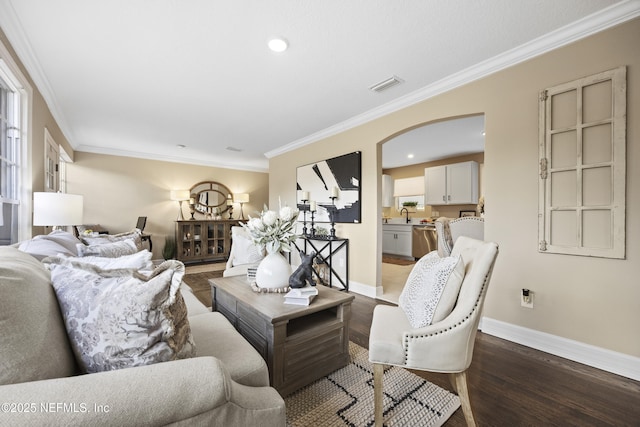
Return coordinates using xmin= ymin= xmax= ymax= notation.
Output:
xmin=382 ymin=225 xmax=412 ymax=257
xmin=424 ymin=161 xmax=478 ymax=205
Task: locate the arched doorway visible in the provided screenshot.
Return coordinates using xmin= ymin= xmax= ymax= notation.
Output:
xmin=377 ymin=114 xmax=485 ymax=302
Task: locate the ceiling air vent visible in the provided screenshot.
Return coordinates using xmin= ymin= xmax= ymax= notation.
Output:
xmin=226 ymin=146 xmax=242 ymax=152
xmin=369 ymin=75 xmax=404 ymax=93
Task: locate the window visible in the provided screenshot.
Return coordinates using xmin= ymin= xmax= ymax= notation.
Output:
xmin=397 ymin=195 xmax=425 ymax=211
xmin=0 ymin=42 xmax=32 ymax=245
xmin=538 ymin=67 xmax=626 ymax=259
xmin=44 ymin=128 xmax=59 ymax=192
xmin=393 ymin=176 xmax=425 ymax=211
xmin=58 ymin=145 xmax=71 ymax=194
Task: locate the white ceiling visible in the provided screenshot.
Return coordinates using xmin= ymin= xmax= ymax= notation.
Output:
xmin=0 ymin=0 xmax=636 ymax=172
xmin=382 ymin=115 xmax=485 ymax=169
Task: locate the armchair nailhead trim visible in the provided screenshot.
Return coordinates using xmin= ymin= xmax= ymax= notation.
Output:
xmin=402 ymin=271 xmax=492 ymax=363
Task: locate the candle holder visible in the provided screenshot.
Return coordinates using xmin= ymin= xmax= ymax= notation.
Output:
xmin=189 ymin=202 xmax=196 ymax=220
xmin=301 ymin=199 xmax=309 ymax=236
xmin=329 ymin=196 xmax=338 ymax=239
xmin=310 ymin=210 xmax=316 ymax=237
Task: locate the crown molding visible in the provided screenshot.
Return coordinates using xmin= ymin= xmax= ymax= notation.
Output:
xmin=75 ymin=145 xmax=269 ymax=173
xmin=265 ymin=0 xmax=640 ymax=159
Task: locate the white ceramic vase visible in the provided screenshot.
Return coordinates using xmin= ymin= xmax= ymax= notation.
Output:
xmin=255 ymin=251 xmax=291 ymax=289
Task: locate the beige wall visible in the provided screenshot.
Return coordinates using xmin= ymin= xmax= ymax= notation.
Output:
xmin=383 ymin=152 xmax=484 ymax=219
xmin=270 ymin=19 xmax=640 ymax=357
xmin=67 ymin=152 xmax=268 ymax=259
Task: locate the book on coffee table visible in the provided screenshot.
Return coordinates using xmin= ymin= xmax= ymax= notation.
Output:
xmin=284 ymin=286 xmax=319 ymax=306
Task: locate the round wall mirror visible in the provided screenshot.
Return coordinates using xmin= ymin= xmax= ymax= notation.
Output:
xmin=190 ymin=181 xmax=232 ymax=216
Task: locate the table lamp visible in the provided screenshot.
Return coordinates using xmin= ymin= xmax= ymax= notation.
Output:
xmin=170 ymin=190 xmax=191 ymax=221
xmin=234 ymin=193 xmax=250 ymax=220
xmin=33 ymin=192 xmax=83 ymax=230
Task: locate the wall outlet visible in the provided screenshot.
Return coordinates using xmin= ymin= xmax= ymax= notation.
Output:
xmin=521 ymin=289 xmax=534 ymax=308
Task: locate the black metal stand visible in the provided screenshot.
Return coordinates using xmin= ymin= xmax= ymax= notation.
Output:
xmin=293 ymin=236 xmax=349 ymax=292
xmin=329 ymin=196 xmax=337 ymax=239
xmin=310 ymin=211 xmax=316 ymax=237
xmin=301 ymin=199 xmax=309 ymax=236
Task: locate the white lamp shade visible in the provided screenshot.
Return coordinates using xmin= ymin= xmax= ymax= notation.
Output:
xmin=33 ymin=192 xmax=83 ymax=226
xmin=170 ymin=190 xmax=190 ymax=201
xmin=234 ymin=193 xmax=250 ymax=203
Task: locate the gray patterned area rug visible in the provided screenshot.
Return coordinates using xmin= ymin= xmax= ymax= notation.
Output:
xmin=285 ymin=342 xmax=460 ymax=427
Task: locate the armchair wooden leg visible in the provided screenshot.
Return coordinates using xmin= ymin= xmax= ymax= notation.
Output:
xmin=451 ymin=371 xmax=476 ymax=427
xmin=373 ymin=363 xmax=384 ymax=427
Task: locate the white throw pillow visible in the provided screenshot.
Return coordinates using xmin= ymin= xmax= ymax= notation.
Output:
xmin=45 ymin=249 xmax=153 ymax=271
xmin=399 ymin=251 xmax=465 ymax=328
xmin=231 ymin=229 xmax=264 ymax=266
xmin=18 ymin=230 xmax=83 ymax=260
xmin=47 ymin=259 xmax=195 ymax=373
xmin=77 ymin=239 xmax=138 ymax=258
xmin=19 ymin=238 xmax=77 ymax=261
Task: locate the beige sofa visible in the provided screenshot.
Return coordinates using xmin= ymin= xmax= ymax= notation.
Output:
xmin=0 ymin=245 xmax=285 ymax=426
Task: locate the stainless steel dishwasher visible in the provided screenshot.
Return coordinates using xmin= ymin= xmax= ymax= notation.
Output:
xmin=412 ymin=225 xmax=437 ymax=259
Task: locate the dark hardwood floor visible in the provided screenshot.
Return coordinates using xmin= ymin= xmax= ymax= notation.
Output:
xmin=350 ymin=293 xmax=640 ymax=427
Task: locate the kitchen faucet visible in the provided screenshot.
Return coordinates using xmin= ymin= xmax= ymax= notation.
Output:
xmin=400 ymin=207 xmax=411 ymax=223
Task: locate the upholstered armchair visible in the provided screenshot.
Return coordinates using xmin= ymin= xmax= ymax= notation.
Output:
xmin=369 ymin=236 xmax=499 ymax=426
xmin=435 ymin=216 xmax=484 ymax=257
xmin=223 ymin=226 xmax=265 ymax=277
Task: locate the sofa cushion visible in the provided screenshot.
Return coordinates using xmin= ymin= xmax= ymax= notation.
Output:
xmin=0 ymin=247 xmax=77 ymax=385
xmin=47 ymin=259 xmax=195 ymax=373
xmin=399 ymin=251 xmax=465 ymax=328
xmin=181 ymin=283 xmax=211 ymax=316
xmin=188 ymin=311 xmax=270 ymax=387
xmin=77 ymin=239 xmax=138 ymax=257
xmin=18 ymin=230 xmax=82 ymax=260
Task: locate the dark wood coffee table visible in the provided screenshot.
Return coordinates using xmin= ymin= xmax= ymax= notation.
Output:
xmin=210 ymin=276 xmax=354 ymax=396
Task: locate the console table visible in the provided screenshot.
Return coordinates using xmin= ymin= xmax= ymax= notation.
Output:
xmin=210 ymin=275 xmax=354 ymax=396
xmin=293 ymin=236 xmax=349 ymax=291
xmin=175 ymin=219 xmax=239 ymax=263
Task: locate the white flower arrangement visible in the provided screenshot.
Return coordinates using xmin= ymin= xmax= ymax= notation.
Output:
xmin=242 ymin=204 xmax=300 ymax=254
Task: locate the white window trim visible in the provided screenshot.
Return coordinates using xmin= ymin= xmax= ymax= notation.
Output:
xmin=44 ymin=127 xmax=59 ymax=192
xmin=0 ymin=40 xmax=33 ymax=241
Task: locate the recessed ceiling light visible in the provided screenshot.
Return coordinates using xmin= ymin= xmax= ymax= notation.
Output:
xmin=268 ymin=37 xmax=288 ymax=53
xmin=407 ymin=154 xmax=414 ymax=159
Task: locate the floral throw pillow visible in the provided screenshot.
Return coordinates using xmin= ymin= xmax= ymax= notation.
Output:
xmin=46 ymin=250 xmax=153 ymax=272
xmin=399 ymin=251 xmax=465 ymax=329
xmin=82 ymin=230 xmax=143 ymax=250
xmin=48 ymin=259 xmax=195 ymax=373
xmin=77 ymin=239 xmax=138 ymax=258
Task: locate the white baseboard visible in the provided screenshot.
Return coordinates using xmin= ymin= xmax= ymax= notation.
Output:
xmin=348 ymin=280 xmax=378 ymax=299
xmin=481 ymin=317 xmax=640 ymax=382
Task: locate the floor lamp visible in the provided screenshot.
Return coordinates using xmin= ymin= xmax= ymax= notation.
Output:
xmin=33 ymin=192 xmax=84 ymax=231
